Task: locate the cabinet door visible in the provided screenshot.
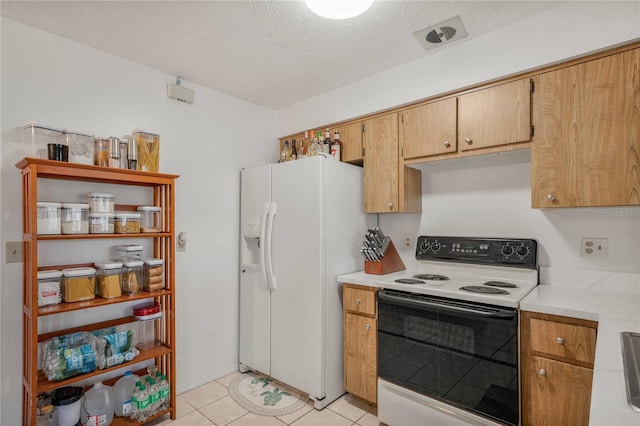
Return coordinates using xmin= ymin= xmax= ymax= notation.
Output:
xmin=524 ymin=356 xmax=593 ymax=426
xmin=400 ymin=98 xmax=457 ymax=159
xmin=336 ymin=122 xmax=363 ymax=164
xmin=532 ymin=48 xmax=640 ymax=207
xmin=344 ymin=312 xmax=377 ymax=404
xmin=458 ymin=78 xmax=532 ymax=151
xmin=363 ymin=113 xmax=399 ymax=213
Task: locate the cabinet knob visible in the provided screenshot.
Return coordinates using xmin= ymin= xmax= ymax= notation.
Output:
xmin=388 ymin=202 xmax=393 ymax=210
xmin=556 ymin=337 xmax=565 ymax=345
xmin=538 ymin=369 xmax=547 ymax=377
xmin=364 ymin=324 xmax=371 ymax=331
xmin=547 ymin=194 xmax=556 ymax=202
xmin=355 ymin=298 xmax=361 ymax=305
xmin=443 ymin=140 xmax=450 ymax=147
xmin=465 ymin=137 xmax=472 ymax=145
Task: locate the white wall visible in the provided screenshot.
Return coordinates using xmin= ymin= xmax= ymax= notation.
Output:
xmin=1 ymin=18 xmax=276 ymax=425
xmin=277 ymin=1 xmax=640 ymax=280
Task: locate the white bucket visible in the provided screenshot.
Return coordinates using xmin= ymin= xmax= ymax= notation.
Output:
xmin=52 ymin=386 xmax=83 ymax=426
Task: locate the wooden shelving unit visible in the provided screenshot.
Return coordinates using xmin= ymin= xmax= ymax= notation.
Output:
xmin=17 ymin=158 xmax=179 ymax=425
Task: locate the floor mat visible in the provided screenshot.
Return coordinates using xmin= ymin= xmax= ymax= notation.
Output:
xmin=228 ymin=372 xmax=309 ymax=417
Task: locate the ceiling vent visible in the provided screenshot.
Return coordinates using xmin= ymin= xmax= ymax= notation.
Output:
xmin=414 ymin=16 xmax=468 ymax=51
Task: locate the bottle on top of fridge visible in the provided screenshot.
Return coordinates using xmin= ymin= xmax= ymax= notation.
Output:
xmin=323 ymin=129 xmax=332 ymax=154
xmin=290 ymin=139 xmax=297 ymax=160
xmin=331 ymin=131 xmax=343 ymax=161
xmin=308 ymin=132 xmax=318 ymax=157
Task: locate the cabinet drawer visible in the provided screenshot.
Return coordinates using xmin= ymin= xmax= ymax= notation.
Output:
xmin=343 ymin=286 xmax=376 ymax=316
xmin=529 ymin=318 xmax=596 ymax=364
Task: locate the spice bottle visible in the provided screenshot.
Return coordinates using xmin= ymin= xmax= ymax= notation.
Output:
xmin=127 ymin=136 xmax=138 ymax=170
xmin=119 ymin=138 xmax=129 ymax=169
xmin=109 ymin=137 xmax=121 ymax=168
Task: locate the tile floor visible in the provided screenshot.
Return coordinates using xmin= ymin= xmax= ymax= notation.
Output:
xmin=147 ymin=372 xmax=385 ymax=426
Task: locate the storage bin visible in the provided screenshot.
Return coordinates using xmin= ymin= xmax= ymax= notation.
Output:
xmin=121 ymin=259 xmax=143 ymax=295
xmin=89 ymin=212 xmax=114 ymax=234
xmin=61 ymin=203 xmax=89 ymax=234
xmin=37 ymin=270 xmax=62 ymax=307
xmin=24 ymin=123 xmax=65 ymax=159
xmin=114 ymin=212 xmax=141 ymax=234
xmin=64 ymin=131 xmax=94 ymax=165
xmin=88 ymin=192 xmax=114 ymax=213
xmin=116 ymin=244 xmax=144 ymax=262
xmin=137 ymin=206 xmax=161 ymax=232
xmin=62 ymin=267 xmax=96 ymax=302
xmin=37 ymin=202 xmax=61 ymax=235
xmin=132 ymin=130 xmax=160 ymax=172
xmin=94 ymin=261 xmax=122 ymax=298
xmin=143 ymin=258 xmax=164 ymax=291
xmin=95 ymin=138 xmax=110 ymax=166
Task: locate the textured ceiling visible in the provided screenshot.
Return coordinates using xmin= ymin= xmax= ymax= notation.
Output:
xmin=1 ymin=1 xmax=565 ymax=110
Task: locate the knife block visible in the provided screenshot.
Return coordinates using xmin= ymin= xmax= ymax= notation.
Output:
xmin=364 ymin=240 xmax=406 ymax=275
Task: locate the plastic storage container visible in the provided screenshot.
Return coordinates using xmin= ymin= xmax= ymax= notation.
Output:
xmin=61 ymin=203 xmax=89 ymax=234
xmin=116 ymin=244 xmax=144 ymax=261
xmin=133 ymin=303 xmax=162 ymax=350
xmin=88 ymin=192 xmax=115 ymax=213
xmin=37 ymin=202 xmax=61 ymax=235
xmin=121 ymin=259 xmax=143 ymax=295
xmin=89 ymin=212 xmax=115 ymax=234
xmin=113 ymin=370 xmax=140 ymax=417
xmin=81 ymin=382 xmax=114 ymax=426
xmin=37 ymin=270 xmax=62 ymax=307
xmin=95 ymin=138 xmax=110 ymax=166
xmin=65 ymin=131 xmax=94 ymax=165
xmin=137 ymin=206 xmax=161 ymax=232
xmin=132 ymin=130 xmax=160 ymax=172
xmin=52 ymin=386 xmax=83 ymax=426
xmin=143 ymin=258 xmax=164 ymax=291
xmin=114 ymin=212 xmax=141 ymax=234
xmin=61 ymin=267 xmax=96 ymax=302
xmin=94 ymin=261 xmax=123 ymax=299
xmin=24 ymin=123 xmax=65 ymax=159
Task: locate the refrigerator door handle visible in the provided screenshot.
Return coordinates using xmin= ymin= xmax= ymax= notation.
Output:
xmin=259 ymin=202 xmax=270 ymax=290
xmin=265 ymin=201 xmax=277 ymax=291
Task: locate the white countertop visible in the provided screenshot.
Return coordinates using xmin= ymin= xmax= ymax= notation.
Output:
xmin=338 ymin=270 xmax=640 ymax=425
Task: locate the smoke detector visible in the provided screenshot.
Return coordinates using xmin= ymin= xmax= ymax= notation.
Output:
xmin=167 ymin=77 xmax=194 ymax=104
xmin=414 ymin=16 xmax=468 ymax=51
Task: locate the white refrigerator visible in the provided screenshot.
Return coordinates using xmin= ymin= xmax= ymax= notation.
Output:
xmin=239 ymin=155 xmax=372 ymax=409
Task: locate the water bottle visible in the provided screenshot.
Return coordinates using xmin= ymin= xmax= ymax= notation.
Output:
xmin=130 ymin=384 xmax=139 ymax=419
xmin=113 ymin=371 xmax=139 ymax=417
xmin=136 ymin=385 xmax=150 ymax=421
xmin=159 ymin=374 xmax=170 ymax=409
xmin=148 ymin=378 xmax=160 ymax=414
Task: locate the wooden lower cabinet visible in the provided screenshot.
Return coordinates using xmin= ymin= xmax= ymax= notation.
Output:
xmin=521 ymin=311 xmax=598 ymax=426
xmin=343 ymin=284 xmax=378 ymax=404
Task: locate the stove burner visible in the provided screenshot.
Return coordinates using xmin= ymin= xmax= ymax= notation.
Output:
xmin=483 ymin=280 xmax=518 ymax=288
xmin=460 ymin=286 xmax=510 ymax=295
xmin=413 ymin=274 xmax=449 ymax=281
xmin=395 ymin=278 xmax=425 ymax=284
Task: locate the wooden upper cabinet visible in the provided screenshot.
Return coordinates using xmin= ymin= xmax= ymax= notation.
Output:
xmin=400 ymin=98 xmax=457 ymax=159
xmin=336 ymin=121 xmax=363 ymax=164
xmin=363 ymin=113 xmax=400 ymax=213
xmin=532 ymin=48 xmax=640 ymax=207
xmin=458 ymin=78 xmax=532 ymax=151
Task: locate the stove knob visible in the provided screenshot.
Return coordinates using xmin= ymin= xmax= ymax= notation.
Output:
xmin=516 ymin=246 xmax=530 ymax=257
xmin=501 ymin=245 xmax=514 ymax=256
xmin=420 ymin=240 xmax=430 ymax=251
xmin=431 ymin=241 xmax=441 ymax=252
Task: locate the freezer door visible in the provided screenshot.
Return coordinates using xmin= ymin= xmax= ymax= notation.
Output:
xmin=270 ymin=158 xmax=325 ymax=399
xmin=239 ymin=165 xmax=272 ymax=375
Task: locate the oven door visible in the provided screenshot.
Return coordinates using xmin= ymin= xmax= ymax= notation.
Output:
xmin=377 ymin=290 xmax=519 ymax=426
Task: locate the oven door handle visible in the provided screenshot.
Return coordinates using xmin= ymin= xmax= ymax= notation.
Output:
xmin=378 ymin=290 xmax=517 ymax=319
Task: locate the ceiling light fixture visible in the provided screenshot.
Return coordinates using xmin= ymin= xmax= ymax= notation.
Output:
xmin=304 ymin=0 xmax=374 ymax=20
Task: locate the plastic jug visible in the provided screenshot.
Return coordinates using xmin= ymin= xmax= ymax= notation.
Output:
xmin=81 ymin=381 xmax=114 ymax=425
xmin=52 ymin=386 xmax=83 ymax=426
xmin=113 ymin=370 xmax=139 ymax=417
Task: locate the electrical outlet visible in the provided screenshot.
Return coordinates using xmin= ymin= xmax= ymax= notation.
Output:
xmin=177 ymin=231 xmax=187 ymax=252
xmin=5 ymin=241 xmax=23 ymax=263
xmin=403 ymin=234 xmax=412 ymax=248
xmin=581 ymin=238 xmax=608 ymax=258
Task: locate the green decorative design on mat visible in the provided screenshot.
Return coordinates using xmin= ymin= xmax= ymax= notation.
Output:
xmin=229 ymin=372 xmax=308 ymax=417
xmin=251 ymin=377 xmax=271 ymax=388
xmin=260 ymin=388 xmax=291 ymax=406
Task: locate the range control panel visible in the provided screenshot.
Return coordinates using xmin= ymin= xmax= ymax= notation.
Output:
xmin=416 ymin=236 xmax=537 ymax=269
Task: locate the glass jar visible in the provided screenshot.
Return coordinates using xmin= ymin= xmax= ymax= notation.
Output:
xmin=89 ymin=212 xmax=114 ymax=234
xmin=61 ymin=203 xmax=89 ymax=234
xmin=88 ymin=192 xmax=114 ymax=213
xmin=121 ymin=260 xmax=143 ymax=295
xmin=136 ymin=206 xmax=161 ymax=232
xmin=94 ymin=261 xmax=122 ymax=299
xmin=114 ymin=212 xmax=141 ymax=234
xmin=95 ymin=138 xmax=110 ymax=167
xmin=37 ymin=270 xmax=62 ymax=307
xmin=37 ymin=202 xmax=61 ymax=235
xmin=61 ymin=267 xmax=96 ymax=302
xmin=143 ymin=258 xmax=164 ymax=291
